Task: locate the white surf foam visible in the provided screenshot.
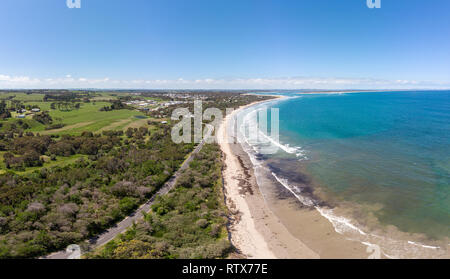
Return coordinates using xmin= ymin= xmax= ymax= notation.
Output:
xmin=272 ymin=172 xmax=367 ymax=236
xmin=239 ymin=105 xmax=307 ymax=160
xmin=271 ymin=172 xmax=315 ymax=207
xmin=407 ymin=241 xmax=440 ymax=250
xmin=315 ymin=206 xmax=367 ymax=236
xmin=272 ymin=174 xmax=448 ymax=258
xmin=234 ymin=97 xmax=447 ymax=258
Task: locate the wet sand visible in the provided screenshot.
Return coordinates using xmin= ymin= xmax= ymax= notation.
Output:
xmin=218 ymin=99 xmax=371 ymax=259
xmin=219 ymin=102 xmax=319 ymax=258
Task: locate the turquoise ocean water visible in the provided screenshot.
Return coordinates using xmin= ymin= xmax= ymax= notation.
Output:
xmin=239 ymin=91 xmax=450 ymax=257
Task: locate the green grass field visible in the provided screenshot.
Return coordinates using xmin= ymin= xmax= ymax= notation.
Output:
xmin=0 ymin=92 xmax=46 ymax=102
xmin=37 ymin=102 xmax=147 ymax=134
xmin=0 ymin=92 xmax=169 ymax=173
xmin=0 ymin=152 xmax=88 ymax=175
xmin=1 ymin=92 xmax=157 ymax=135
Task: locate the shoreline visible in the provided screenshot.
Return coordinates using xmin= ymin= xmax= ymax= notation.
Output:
xmin=220 ymin=94 xmax=449 ymax=259
xmin=218 ymin=96 xmax=320 ymax=258
xmin=218 ymin=96 xmax=370 ymax=258
xmin=246 ymin=89 xmax=448 ymax=96
xmin=220 ymin=96 xmax=378 ymax=259
xmin=218 ymin=96 xmax=375 ymax=259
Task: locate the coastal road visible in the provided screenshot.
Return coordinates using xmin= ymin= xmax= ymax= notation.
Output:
xmin=42 ymin=140 xmax=206 ymax=259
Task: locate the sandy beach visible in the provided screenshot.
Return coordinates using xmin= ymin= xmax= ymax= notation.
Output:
xmin=218 ymin=97 xmax=372 ymax=259
xmin=218 ymin=99 xmax=319 ymax=259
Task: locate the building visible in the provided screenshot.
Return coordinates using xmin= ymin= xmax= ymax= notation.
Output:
xmin=17 ymin=115 xmax=25 ymax=119
xmin=31 ymin=108 xmax=41 ymax=112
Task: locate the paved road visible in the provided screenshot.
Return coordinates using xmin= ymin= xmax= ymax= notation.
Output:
xmin=42 ymin=140 xmax=205 ymax=259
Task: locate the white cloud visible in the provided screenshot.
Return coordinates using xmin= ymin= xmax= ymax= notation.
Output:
xmin=0 ymin=74 xmax=448 ymax=90
xmin=0 ymin=74 xmax=41 ymax=86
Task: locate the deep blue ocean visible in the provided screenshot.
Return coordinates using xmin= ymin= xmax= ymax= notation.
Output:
xmin=250 ymin=91 xmax=450 ymax=241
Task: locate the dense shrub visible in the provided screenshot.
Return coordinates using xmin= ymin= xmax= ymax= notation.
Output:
xmin=87 ymin=144 xmax=232 ymax=259
xmin=32 ymin=111 xmax=53 ymax=125
xmin=0 ymin=127 xmax=194 ymax=258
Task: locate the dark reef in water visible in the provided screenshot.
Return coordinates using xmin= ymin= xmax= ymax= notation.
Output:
xmin=266 ymin=158 xmax=330 ymax=208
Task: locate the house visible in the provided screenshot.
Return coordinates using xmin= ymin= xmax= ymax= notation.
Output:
xmin=17 ymin=115 xmax=25 ymax=119
xmin=31 ymin=108 xmax=41 ymax=112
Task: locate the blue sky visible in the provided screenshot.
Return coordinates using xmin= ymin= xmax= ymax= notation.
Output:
xmin=0 ymin=0 xmax=449 ymax=89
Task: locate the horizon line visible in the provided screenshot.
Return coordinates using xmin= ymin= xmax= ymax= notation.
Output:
xmin=1 ymin=88 xmax=450 ymax=92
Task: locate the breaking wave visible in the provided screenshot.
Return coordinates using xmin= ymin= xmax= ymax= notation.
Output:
xmin=234 ymin=99 xmax=448 ymax=259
